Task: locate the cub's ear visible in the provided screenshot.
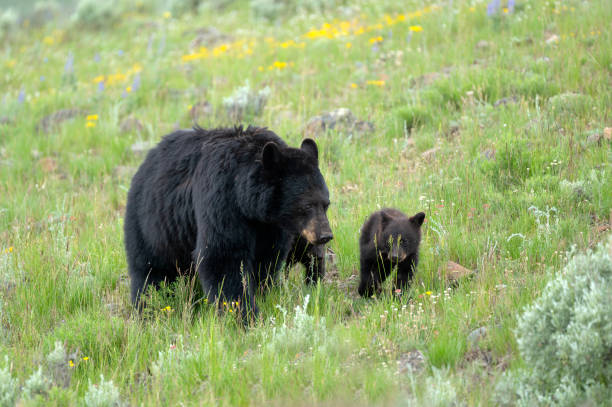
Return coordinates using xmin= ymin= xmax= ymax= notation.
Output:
xmin=410 ymin=212 xmax=426 ymax=227
xmin=300 ymin=138 xmax=318 ymax=163
xmin=262 ymin=142 xmax=283 ymax=171
xmin=380 ymin=211 xmax=393 ymax=228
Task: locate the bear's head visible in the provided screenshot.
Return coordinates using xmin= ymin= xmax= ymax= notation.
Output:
xmin=262 ymin=138 xmax=333 ymax=245
xmin=378 ymin=211 xmax=425 ymax=263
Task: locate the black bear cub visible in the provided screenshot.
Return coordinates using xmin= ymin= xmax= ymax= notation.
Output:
xmin=124 ymin=125 xmax=332 ymax=318
xmin=358 ymin=208 xmax=425 ymax=297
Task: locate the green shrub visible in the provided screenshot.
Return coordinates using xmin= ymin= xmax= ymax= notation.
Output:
xmin=0 ymin=8 xmax=18 ymax=35
xmin=497 ymin=236 xmax=612 ymax=406
xmin=82 ymin=375 xmax=123 ymax=407
xmin=0 ymin=357 xmax=19 ymax=407
xmin=222 ymin=81 xmax=270 ymax=122
xmin=72 ymin=0 xmax=121 ymax=29
xmin=395 ymin=105 xmax=433 ymax=129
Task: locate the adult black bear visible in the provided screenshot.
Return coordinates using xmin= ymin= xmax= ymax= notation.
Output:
xmin=124 ymin=126 xmax=333 ymax=317
xmin=358 ymin=208 xmax=425 ymax=297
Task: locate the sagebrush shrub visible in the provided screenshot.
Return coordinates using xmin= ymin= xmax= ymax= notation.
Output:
xmin=0 ymin=357 xmax=19 ymax=407
xmin=22 ymin=367 xmax=51 ymax=400
xmin=82 ymin=375 xmax=123 ymax=407
xmin=0 ymin=8 xmax=18 ymax=34
xmin=222 ymin=81 xmax=270 ymax=121
xmin=497 ymin=236 xmax=612 ymax=406
xmin=72 ymin=0 xmax=121 ymax=29
xmin=267 ymin=294 xmax=327 ymax=353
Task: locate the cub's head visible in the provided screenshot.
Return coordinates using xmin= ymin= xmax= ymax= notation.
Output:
xmin=261 ymin=138 xmax=333 ymax=245
xmin=379 ymin=211 xmax=425 ymax=263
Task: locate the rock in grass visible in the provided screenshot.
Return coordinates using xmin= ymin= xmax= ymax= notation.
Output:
xmin=398 ymin=350 xmax=426 ymax=374
xmin=36 ymin=108 xmax=87 ymax=134
xmin=188 ymin=26 xmax=233 ymax=49
xmin=493 ymin=96 xmax=518 ymax=107
xmin=468 ymin=327 xmax=487 ymax=347
xmin=304 ymin=108 xmax=374 ymax=138
xmin=548 ymin=92 xmax=591 ymax=115
xmin=190 ymin=100 xmax=212 ymax=123
xmin=442 ymin=261 xmax=476 ymax=283
xmin=481 ymin=148 xmax=496 ymax=161
xmin=475 ymin=40 xmax=491 ymax=50
xmin=119 ymin=116 xmax=144 ymax=134
xmin=0 ymin=116 xmax=14 ymax=126
xmin=420 ymin=147 xmax=440 ymax=161
xmin=130 ymin=141 xmax=155 ymax=156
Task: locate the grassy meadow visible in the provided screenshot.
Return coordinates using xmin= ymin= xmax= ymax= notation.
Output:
xmin=0 ymin=0 xmax=611 ymax=405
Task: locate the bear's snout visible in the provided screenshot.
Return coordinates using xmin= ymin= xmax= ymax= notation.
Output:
xmin=388 ymin=246 xmax=407 ymax=263
xmin=301 ymin=216 xmax=333 ymax=245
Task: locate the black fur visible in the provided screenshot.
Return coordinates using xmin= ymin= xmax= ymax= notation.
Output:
xmin=124 ymin=125 xmax=332 ymax=318
xmin=286 ymin=235 xmax=326 ymax=285
xmin=358 ymin=208 xmax=425 ymax=297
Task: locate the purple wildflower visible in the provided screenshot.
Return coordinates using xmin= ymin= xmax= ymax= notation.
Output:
xmin=406 ymin=32 xmax=413 ymax=43
xmin=371 ymin=43 xmax=379 ymax=53
xmin=117 ymin=49 xmax=124 ymax=56
xmin=94 ymin=53 xmax=101 ymax=62
xmin=508 ymin=0 xmax=515 ymax=13
xmin=40 ymin=76 xmax=45 ymax=82
xmin=132 ymin=74 xmax=141 ymax=92
xmin=18 ymin=88 xmax=25 ymax=104
xmin=147 ymin=35 xmax=153 ymax=54
xmin=98 ymin=80 xmax=105 ymax=93
xmin=158 ymin=34 xmax=166 ymax=55
xmin=64 ymin=52 xmax=74 ymax=74
xmin=487 ymin=0 xmax=500 ymax=16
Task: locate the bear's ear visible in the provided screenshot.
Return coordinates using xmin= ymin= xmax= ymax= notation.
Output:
xmin=300 ymin=138 xmax=318 ymax=163
xmin=380 ymin=211 xmax=393 ymax=228
xmin=409 ymin=212 xmax=426 ymax=227
xmin=262 ymin=142 xmax=283 ymax=171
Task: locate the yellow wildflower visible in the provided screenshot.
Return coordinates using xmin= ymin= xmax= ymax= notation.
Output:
xmin=258 ymin=66 xmax=264 ymax=72
xmin=86 ymin=122 xmax=96 ymax=128
xmin=93 ymin=75 xmax=105 ymax=83
xmin=409 ymin=25 xmax=423 ymax=32
xmin=469 ymin=7 xmax=476 ymax=12
xmin=350 ymin=83 xmax=358 ymax=88
xmin=212 ymin=44 xmax=229 ymax=57
xmin=43 ymin=36 xmax=54 ymax=45
xmin=425 ymin=291 xmax=432 ymax=296
xmin=271 ymin=61 xmax=288 ymax=70
xmin=68 ymin=360 xmax=74 ymax=367
xmin=163 ymin=11 xmax=171 ymax=19
xmin=86 ymin=114 xmax=98 ymax=121
xmin=280 ymin=40 xmax=296 ymax=48
xmin=369 ymin=36 xmax=383 ymax=43
xmin=503 ymin=7 xmax=509 ymax=13
xmin=346 ymin=42 xmax=352 ymax=48
xmin=126 ymin=86 xmax=132 ymax=93
xmin=366 ymin=80 xmax=385 ymax=87
xmin=83 ymin=357 xmax=89 ymax=361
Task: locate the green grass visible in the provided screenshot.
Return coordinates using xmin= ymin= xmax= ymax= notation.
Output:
xmin=0 ymin=0 xmax=611 ymax=405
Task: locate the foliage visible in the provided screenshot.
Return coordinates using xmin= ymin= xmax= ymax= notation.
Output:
xmin=82 ymin=376 xmax=123 ymax=407
xmin=0 ymin=357 xmax=19 ymax=407
xmin=497 ymin=237 xmax=612 ymax=406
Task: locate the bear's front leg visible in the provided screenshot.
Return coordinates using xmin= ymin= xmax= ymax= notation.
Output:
xmin=195 ymin=248 xmax=259 ymax=322
xmin=393 ymin=256 xmax=417 ymax=295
